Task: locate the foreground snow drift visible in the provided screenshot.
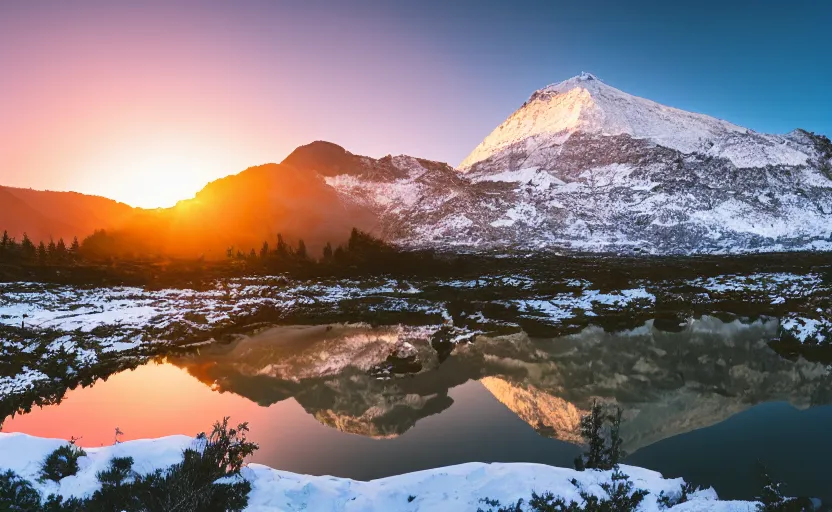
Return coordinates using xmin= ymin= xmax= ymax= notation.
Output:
xmin=0 ymin=432 xmax=756 ymax=511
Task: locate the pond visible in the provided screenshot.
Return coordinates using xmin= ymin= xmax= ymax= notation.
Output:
xmin=3 ymin=318 xmax=831 ymax=502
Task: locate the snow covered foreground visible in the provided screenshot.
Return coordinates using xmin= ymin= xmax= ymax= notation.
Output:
xmin=0 ymin=433 xmax=756 ymax=511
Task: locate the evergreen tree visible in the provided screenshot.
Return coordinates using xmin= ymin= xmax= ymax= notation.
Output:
xmin=296 ymin=239 xmax=308 ymax=260
xmin=56 ymin=238 xmax=67 ymax=262
xmin=70 ymin=236 xmax=80 ymax=260
xmin=226 ymin=246 xmax=235 ymax=259
xmin=260 ymin=241 xmax=270 ymax=260
xmin=348 ymin=227 xmax=360 ymax=252
xmin=47 ymin=238 xmax=57 ymax=262
xmin=248 ymin=248 xmax=257 ymax=260
xmin=20 ymin=233 xmax=36 ymax=260
xmin=37 ymin=241 xmax=47 ymax=264
xmin=333 ymin=245 xmax=346 ymax=263
xmin=322 ymin=242 xmax=333 ymax=262
xmin=576 ymin=400 xmax=607 ymax=470
xmin=275 ymin=234 xmax=290 ymax=259
xmin=0 ymin=230 xmax=10 ymax=260
xmin=605 ymin=406 xmax=625 ymax=467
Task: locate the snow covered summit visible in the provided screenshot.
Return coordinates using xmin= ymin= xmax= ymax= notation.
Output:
xmin=459 ymin=73 xmax=811 ymax=171
xmin=289 ymin=74 xmax=832 ymax=254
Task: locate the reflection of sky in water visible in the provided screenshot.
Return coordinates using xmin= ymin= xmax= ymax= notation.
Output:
xmin=1 ymin=364 xmax=580 ymax=477
xmin=4 ymin=362 xmax=831 ymax=501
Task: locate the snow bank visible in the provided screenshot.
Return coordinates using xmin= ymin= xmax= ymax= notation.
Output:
xmin=0 ymin=432 xmax=757 ymax=511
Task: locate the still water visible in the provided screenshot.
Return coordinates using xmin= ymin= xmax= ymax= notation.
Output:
xmin=3 ymin=317 xmax=832 ymax=501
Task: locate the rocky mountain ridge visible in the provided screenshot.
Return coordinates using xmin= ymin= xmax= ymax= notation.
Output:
xmin=4 ymin=73 xmax=832 ymax=256
xmin=306 ymin=74 xmax=832 ymax=254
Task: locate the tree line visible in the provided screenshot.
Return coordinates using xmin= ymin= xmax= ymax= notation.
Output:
xmin=226 ymin=228 xmax=443 ymax=275
xmin=0 ymin=230 xmax=82 ymax=265
xmin=1 ymin=226 xmax=468 ymax=279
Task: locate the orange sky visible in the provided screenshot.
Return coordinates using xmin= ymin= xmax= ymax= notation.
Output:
xmin=0 ymin=2 xmax=474 ymax=208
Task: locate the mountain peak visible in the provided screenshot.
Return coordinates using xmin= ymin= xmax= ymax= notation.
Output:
xmin=459 ymin=74 xmax=811 ymax=171
xmin=530 ymin=71 xmax=608 ymax=99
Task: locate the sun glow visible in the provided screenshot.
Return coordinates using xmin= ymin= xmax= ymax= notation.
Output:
xmin=73 ymin=133 xmax=252 ymax=209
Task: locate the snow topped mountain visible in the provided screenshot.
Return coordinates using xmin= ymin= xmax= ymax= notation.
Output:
xmin=288 ymin=74 xmax=832 ymax=254
xmin=460 ymin=72 xmax=811 ymax=171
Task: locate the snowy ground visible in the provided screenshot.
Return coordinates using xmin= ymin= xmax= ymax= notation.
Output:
xmin=0 ymin=432 xmax=757 ymax=511
xmin=1 ymin=269 xmax=830 ymax=414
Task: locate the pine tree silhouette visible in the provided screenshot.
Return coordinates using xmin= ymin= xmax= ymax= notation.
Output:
xmin=605 ymin=406 xmax=625 ymax=467
xmin=276 ymin=234 xmax=290 ymax=259
xmin=47 ymin=238 xmax=57 ymax=259
xmin=260 ymin=241 xmax=270 ymax=259
xmin=322 ymin=242 xmax=333 ymax=262
xmin=37 ymin=241 xmax=47 ymax=264
xmin=20 ymin=233 xmax=36 ymax=260
xmin=296 ymin=239 xmax=308 ymax=260
xmin=56 ymin=238 xmax=67 ymax=262
xmin=577 ymin=400 xmax=607 ymax=470
xmin=70 ymin=236 xmax=80 ymax=260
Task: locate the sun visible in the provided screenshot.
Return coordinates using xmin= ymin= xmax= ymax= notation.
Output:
xmin=75 ymin=133 xmax=244 ymax=209
xmin=111 ymin=151 xmax=212 ymax=209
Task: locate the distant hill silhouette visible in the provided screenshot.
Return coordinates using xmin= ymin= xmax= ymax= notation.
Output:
xmin=0 ymin=186 xmax=131 ymax=243
xmin=1 ymin=145 xmax=386 ymax=259
xmin=105 ymin=162 xmax=377 ymax=258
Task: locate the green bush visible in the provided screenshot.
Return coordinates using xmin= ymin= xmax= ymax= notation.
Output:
xmin=39 ymin=444 xmax=87 ymax=483
xmin=478 ymin=468 xmax=649 ymax=512
xmin=0 ymin=470 xmax=42 ymax=511
xmin=2 ymin=417 xmax=259 ymax=512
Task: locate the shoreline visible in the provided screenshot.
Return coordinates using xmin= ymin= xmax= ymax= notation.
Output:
xmin=0 ymin=431 xmax=759 ymax=511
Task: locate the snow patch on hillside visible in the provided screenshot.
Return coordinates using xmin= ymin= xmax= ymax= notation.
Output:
xmin=0 ymin=432 xmax=756 ymax=511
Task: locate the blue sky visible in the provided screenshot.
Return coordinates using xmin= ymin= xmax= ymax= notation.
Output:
xmin=376 ymin=0 xmax=832 ymax=158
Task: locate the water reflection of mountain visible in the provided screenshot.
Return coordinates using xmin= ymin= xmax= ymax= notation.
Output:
xmin=171 ymin=317 xmax=831 ymax=450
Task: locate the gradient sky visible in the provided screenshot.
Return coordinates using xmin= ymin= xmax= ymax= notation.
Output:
xmin=2 ymin=0 xmax=831 ymax=208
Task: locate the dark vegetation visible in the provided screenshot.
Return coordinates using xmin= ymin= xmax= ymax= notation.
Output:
xmin=755 ymin=463 xmax=815 ymax=512
xmin=799 ymin=129 xmax=832 ymax=177
xmin=572 ymin=402 xmax=625 ymax=472
xmin=0 ymin=418 xmax=258 ymax=512
xmin=3 ymin=225 xmax=832 ymax=289
xmin=38 ymin=442 xmax=86 ymax=483
xmin=0 ymin=470 xmax=41 ymax=511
